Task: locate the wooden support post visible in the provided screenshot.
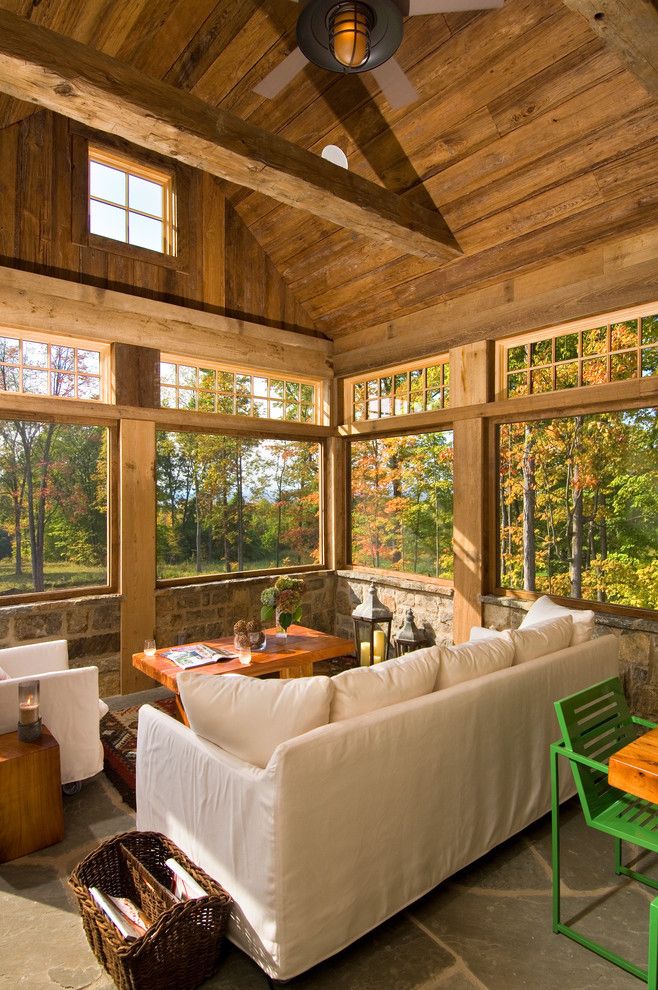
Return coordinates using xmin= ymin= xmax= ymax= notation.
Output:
xmin=325 ymin=435 xmax=347 ymax=571
xmin=450 ymin=342 xmax=494 ymax=643
xmin=120 ymin=418 xmax=156 ymax=693
xmin=112 ymin=344 xmax=160 ymax=408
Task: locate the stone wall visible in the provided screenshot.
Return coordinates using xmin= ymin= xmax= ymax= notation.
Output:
xmin=0 ymin=595 xmax=121 ymax=697
xmin=482 ymin=595 xmax=658 ymax=718
xmin=335 ymin=570 xmax=453 ymax=652
xmin=156 ymin=571 xmax=337 ymax=647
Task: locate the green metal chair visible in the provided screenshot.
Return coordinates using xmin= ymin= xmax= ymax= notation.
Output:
xmin=552 ymin=676 xmax=658 ymax=985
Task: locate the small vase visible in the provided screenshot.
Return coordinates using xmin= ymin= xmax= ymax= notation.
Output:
xmin=250 ymin=631 xmax=267 ymax=652
xmin=275 ymin=609 xmax=288 ymax=643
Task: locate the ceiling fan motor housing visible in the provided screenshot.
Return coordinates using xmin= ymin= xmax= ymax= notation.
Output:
xmin=297 ymin=0 xmax=404 ymax=73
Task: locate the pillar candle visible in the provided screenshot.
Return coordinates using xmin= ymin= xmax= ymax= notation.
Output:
xmin=373 ymin=630 xmax=386 ymax=663
xmin=19 ymin=699 xmax=39 ymax=724
xmin=360 ymin=642 xmax=371 ymax=665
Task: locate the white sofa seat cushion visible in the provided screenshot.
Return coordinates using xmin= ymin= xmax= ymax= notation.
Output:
xmin=520 ymin=595 xmax=594 ymax=646
xmin=469 ymin=626 xmax=506 ymax=641
xmin=506 ymin=615 xmax=573 ymax=664
xmin=178 ymin=671 xmax=333 ymax=769
xmin=436 ymin=638 xmax=514 ymax=690
xmin=330 ymin=649 xmax=440 ymax=722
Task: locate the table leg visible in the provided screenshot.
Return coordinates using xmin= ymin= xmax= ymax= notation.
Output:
xmin=279 ymin=664 xmax=314 ymax=679
xmin=175 ymin=695 xmax=190 ymax=727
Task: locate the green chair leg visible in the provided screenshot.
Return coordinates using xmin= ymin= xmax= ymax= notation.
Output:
xmin=616 ymin=837 xmax=623 ymax=876
xmin=649 ymin=897 xmax=658 ymax=990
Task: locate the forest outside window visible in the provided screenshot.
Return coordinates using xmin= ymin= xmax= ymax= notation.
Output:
xmin=347 ymin=357 xmax=450 ymax=423
xmin=0 ymin=331 xmax=106 ymax=401
xmin=350 ymin=432 xmax=453 ymax=579
xmin=0 ymin=418 xmax=110 ymax=597
xmin=499 ymin=407 xmax=658 ymax=609
xmin=157 ymin=431 xmax=321 ymax=580
xmin=88 ymin=146 xmax=176 ymax=256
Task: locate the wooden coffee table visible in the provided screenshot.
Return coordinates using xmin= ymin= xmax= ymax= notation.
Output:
xmin=133 ymin=624 xmax=355 ymax=724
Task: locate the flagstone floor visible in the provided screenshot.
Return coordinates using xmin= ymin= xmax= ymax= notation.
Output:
xmin=1 ymin=698 xmax=655 ymax=990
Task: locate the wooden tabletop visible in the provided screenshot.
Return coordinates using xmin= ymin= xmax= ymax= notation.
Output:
xmin=608 ymin=726 xmax=658 ymax=803
xmin=133 ymin=624 xmax=355 ymax=693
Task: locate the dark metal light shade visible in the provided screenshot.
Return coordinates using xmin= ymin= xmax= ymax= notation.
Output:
xmin=297 ymin=0 xmax=403 ymax=74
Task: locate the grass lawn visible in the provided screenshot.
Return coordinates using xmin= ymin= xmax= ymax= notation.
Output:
xmin=0 ymin=560 xmax=106 ymax=595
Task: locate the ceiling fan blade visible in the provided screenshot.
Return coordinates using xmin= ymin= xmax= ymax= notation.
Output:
xmin=370 ymin=59 xmax=419 ymax=109
xmin=253 ymin=47 xmax=309 ymax=99
xmin=407 ymin=0 xmax=504 ymax=13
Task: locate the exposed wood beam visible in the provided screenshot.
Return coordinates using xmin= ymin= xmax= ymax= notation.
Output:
xmin=0 ymin=10 xmax=461 ymax=262
xmin=561 ymin=0 xmax=658 ymax=100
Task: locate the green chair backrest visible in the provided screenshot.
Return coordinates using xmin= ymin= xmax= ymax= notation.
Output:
xmin=554 ymin=677 xmax=637 ymax=823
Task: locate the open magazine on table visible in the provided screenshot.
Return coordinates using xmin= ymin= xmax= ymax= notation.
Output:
xmin=159 ymin=643 xmax=237 ymax=668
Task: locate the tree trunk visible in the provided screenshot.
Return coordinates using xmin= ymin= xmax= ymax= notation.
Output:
xmin=522 ymin=425 xmax=536 ymax=592
xmin=194 ymin=475 xmax=202 ymax=573
xmin=570 ymin=418 xmax=584 ymax=599
xmin=236 ymin=445 xmax=244 ymax=571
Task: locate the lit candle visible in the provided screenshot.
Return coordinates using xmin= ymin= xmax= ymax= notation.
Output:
xmin=373 ymin=630 xmax=387 ymax=663
xmin=19 ymin=695 xmax=39 ymax=724
xmin=360 ymin=642 xmax=371 ymax=666
xmin=238 ymin=647 xmax=252 ymax=666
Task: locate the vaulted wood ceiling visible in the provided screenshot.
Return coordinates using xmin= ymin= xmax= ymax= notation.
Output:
xmin=1 ymin=0 xmax=657 ymax=341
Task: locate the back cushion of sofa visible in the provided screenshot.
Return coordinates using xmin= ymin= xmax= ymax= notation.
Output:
xmin=178 ymin=671 xmax=333 ymax=768
xmin=506 ymin=615 xmax=573 ymax=664
xmin=330 ymin=648 xmax=440 ymax=722
xmin=436 ymin=638 xmax=514 ymax=691
xmin=520 ymin=595 xmax=594 ymax=646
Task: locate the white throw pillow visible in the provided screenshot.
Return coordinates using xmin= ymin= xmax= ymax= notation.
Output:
xmin=0 ymin=666 xmax=9 ymax=682
xmin=469 ymin=626 xmax=506 ymax=642
xmin=178 ymin=671 xmax=333 ymax=769
xmin=507 ymin=615 xmax=573 ymax=665
xmin=330 ymin=648 xmax=440 ymax=722
xmin=436 ymin=637 xmax=514 ymax=691
xmin=520 ymin=595 xmax=594 ymax=646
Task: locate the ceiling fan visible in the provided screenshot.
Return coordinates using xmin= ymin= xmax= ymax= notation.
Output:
xmin=254 ymin=0 xmax=505 ymax=108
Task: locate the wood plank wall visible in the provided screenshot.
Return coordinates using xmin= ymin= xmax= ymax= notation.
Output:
xmin=0 ymin=109 xmax=319 ymax=337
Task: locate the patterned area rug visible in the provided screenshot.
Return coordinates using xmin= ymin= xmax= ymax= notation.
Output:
xmin=100 ymin=697 xmax=181 ymax=809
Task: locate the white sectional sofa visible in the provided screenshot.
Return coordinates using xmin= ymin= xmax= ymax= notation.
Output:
xmin=136 ymin=619 xmax=619 ymax=981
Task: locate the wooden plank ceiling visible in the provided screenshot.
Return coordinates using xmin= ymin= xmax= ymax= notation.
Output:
xmin=0 ymin=0 xmax=657 ymax=342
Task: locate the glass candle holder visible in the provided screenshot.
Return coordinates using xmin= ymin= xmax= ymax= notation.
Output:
xmin=238 ymin=646 xmax=252 ymax=666
xmin=144 ymin=639 xmax=156 ymax=657
xmin=18 ymin=680 xmax=42 ymax=742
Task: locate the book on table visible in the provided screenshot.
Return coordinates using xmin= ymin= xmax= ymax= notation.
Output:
xmin=159 ymin=643 xmax=237 ymax=668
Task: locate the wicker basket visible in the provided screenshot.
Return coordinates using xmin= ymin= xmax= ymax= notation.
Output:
xmin=69 ymin=831 xmax=232 ymax=990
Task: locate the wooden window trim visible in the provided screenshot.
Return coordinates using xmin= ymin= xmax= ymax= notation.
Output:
xmin=488 ymin=395 xmax=658 ymax=623
xmin=71 ymin=132 xmax=191 ymax=273
xmin=0 ymin=327 xmax=109 ymax=404
xmin=343 ymin=354 xmax=450 ymax=426
xmin=0 ymin=413 xmax=118 ymax=605
xmin=155 ymin=429 xmax=326 ymax=587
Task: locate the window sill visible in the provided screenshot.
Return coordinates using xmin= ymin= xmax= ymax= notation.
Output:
xmin=485 ymin=591 xmax=658 ymax=629
xmin=337 ymin=567 xmax=454 ymax=595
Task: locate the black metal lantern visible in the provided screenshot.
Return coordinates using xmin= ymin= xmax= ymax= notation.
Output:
xmin=393 ymin=608 xmax=429 ymax=657
xmin=352 ymin=581 xmax=393 ymax=666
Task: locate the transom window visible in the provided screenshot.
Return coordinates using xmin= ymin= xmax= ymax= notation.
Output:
xmin=347 ymin=358 xmax=450 ymax=423
xmin=0 ymin=331 xmax=106 ymax=401
xmin=88 ymin=146 xmax=176 ymax=256
xmin=160 ymin=356 xmax=318 ymax=424
xmin=503 ymin=306 xmax=658 ymax=399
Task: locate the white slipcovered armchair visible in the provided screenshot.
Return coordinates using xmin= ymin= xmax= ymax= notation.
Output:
xmin=0 ymin=640 xmax=106 ymax=788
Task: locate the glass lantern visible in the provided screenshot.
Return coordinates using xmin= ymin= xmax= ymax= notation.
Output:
xmin=352 ymin=582 xmax=393 ymax=666
xmin=17 ymin=679 xmax=42 ymax=742
xmin=393 ymin=608 xmax=429 ymax=657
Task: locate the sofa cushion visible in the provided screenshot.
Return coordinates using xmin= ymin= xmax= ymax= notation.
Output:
xmin=520 ymin=595 xmax=594 ymax=646
xmin=469 ymin=626 xmax=506 ymax=642
xmin=507 ymin=615 xmax=573 ymax=664
xmin=0 ymin=666 xmax=9 ymax=682
xmin=436 ymin=637 xmax=514 ymax=690
xmin=178 ymin=671 xmax=333 ymax=769
xmin=330 ymin=649 xmax=440 ymax=722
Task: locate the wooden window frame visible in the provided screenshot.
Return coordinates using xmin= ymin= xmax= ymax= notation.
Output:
xmin=487 ymin=395 xmax=658 ymax=622
xmin=345 ymin=425 xmax=455 ymax=590
xmin=160 ymin=354 xmax=321 ymax=426
xmin=0 ymin=411 xmax=119 ymax=606
xmin=155 ymin=422 xmax=326 ymax=588
xmin=343 ymin=355 xmax=450 ymax=426
xmin=0 ymin=327 xmax=109 ymax=404
xmin=497 ymin=301 xmax=658 ymax=402
xmin=71 ymin=132 xmax=190 ymax=272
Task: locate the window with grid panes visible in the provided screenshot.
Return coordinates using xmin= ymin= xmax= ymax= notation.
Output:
xmin=0 ymin=332 xmax=105 ymax=401
xmin=350 ymin=359 xmax=449 ymax=422
xmin=88 ymin=146 xmax=176 ymax=256
xmin=504 ymin=310 xmax=658 ymax=398
xmin=159 ymin=357 xmax=318 ymax=424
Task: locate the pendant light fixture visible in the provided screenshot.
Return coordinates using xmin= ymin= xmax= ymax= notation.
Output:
xmin=296 ymin=0 xmax=403 ymax=75
xmin=328 ymin=3 xmax=373 ymax=69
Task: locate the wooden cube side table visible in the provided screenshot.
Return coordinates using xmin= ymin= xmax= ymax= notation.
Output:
xmin=0 ymin=726 xmax=64 ymax=863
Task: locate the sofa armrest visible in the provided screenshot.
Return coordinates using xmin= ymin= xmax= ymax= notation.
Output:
xmin=0 ymin=666 xmax=103 ymax=784
xmin=0 ymin=640 xmax=69 ymax=677
xmin=136 ymin=705 xmax=279 ymax=962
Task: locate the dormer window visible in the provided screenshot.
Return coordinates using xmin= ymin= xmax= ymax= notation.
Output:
xmin=88 ymin=146 xmax=176 ymax=256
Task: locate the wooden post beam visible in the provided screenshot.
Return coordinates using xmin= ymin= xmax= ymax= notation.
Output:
xmin=0 ymin=9 xmax=461 ymax=263
xmin=561 ymin=0 xmax=658 ymax=101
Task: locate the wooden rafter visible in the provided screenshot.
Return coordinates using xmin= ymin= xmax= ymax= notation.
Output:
xmin=561 ymin=0 xmax=658 ymax=100
xmin=0 ymin=9 xmax=461 ymax=262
